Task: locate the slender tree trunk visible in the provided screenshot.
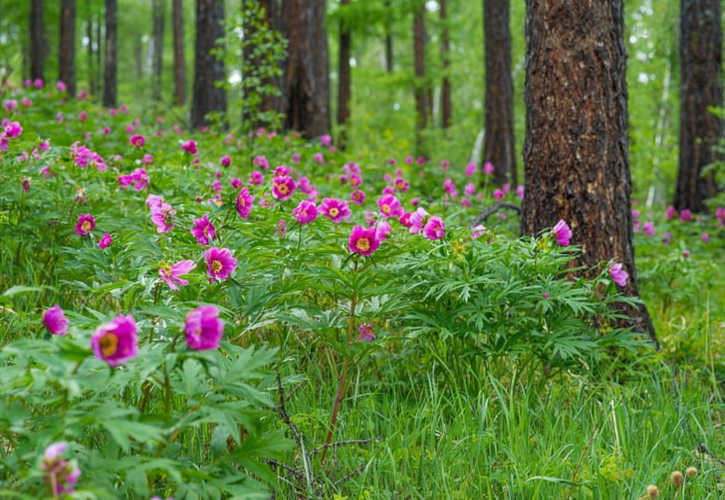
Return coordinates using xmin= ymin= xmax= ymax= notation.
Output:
xmin=103 ymin=0 xmax=117 ymax=107
xmin=675 ymin=0 xmax=722 ymax=212
xmin=521 ymin=0 xmax=655 ymax=342
xmin=96 ymin=12 xmax=102 ymax=89
xmin=281 ymin=0 xmax=330 ymax=138
xmin=59 ymin=0 xmax=77 ymax=95
xmin=337 ymin=0 xmax=351 ymax=144
xmin=413 ymin=1 xmax=428 ymax=152
xmin=483 ymin=0 xmax=516 ymax=186
xmin=85 ymin=0 xmax=95 ymax=95
xmin=384 ymin=0 xmax=393 ymax=72
xmin=172 ymin=0 xmax=186 ymax=106
xmin=439 ymin=0 xmax=451 ymax=129
xmin=30 ymin=0 xmax=45 ymax=81
xmin=152 ymin=0 xmax=165 ymax=102
xmin=191 ymin=0 xmax=227 ymax=129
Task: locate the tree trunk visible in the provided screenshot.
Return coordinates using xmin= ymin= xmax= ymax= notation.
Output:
xmin=59 ymin=0 xmax=76 ymax=96
xmin=151 ymin=0 xmax=165 ymax=103
xmin=337 ymin=0 xmax=351 ymax=144
xmin=96 ymin=11 xmax=102 ymax=88
xmin=521 ymin=0 xmax=656 ymax=342
xmin=439 ymin=0 xmax=451 ymax=129
xmin=172 ymin=0 xmax=186 ymax=106
xmin=413 ymin=1 xmax=428 ymax=152
xmin=103 ymin=0 xmax=117 ymax=107
xmin=483 ymin=0 xmax=516 ymax=186
xmin=85 ymin=0 xmax=95 ymax=95
xmin=281 ymin=0 xmax=330 ymax=138
xmin=191 ymin=0 xmax=227 ymax=129
xmin=675 ymin=0 xmax=722 ymax=212
xmin=384 ymin=0 xmax=393 ymax=72
xmin=30 ymin=0 xmax=45 ymax=81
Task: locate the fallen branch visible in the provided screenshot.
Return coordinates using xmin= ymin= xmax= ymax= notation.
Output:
xmin=471 ymin=202 xmax=521 ymax=227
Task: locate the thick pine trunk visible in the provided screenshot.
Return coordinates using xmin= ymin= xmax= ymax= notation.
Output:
xmin=152 ymin=0 xmax=165 ymax=103
xmin=384 ymin=0 xmax=393 ymax=72
xmin=172 ymin=0 xmax=186 ymax=106
xmin=30 ymin=0 xmax=45 ymax=81
xmin=483 ymin=0 xmax=516 ymax=186
xmin=103 ymin=0 xmax=117 ymax=107
xmin=59 ymin=0 xmax=76 ymax=96
xmin=281 ymin=0 xmax=330 ymax=138
xmin=675 ymin=0 xmax=722 ymax=212
xmin=337 ymin=0 xmax=351 ymax=144
xmin=413 ymin=2 xmax=428 ymax=151
xmin=191 ymin=0 xmax=227 ymax=129
xmin=521 ymin=0 xmax=655 ymax=342
xmin=439 ymin=0 xmax=451 ymax=129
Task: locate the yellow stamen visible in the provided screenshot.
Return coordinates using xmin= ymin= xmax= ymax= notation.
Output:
xmin=382 ymin=204 xmax=391 ymax=214
xmin=212 ymin=260 xmax=223 ymax=273
xmin=277 ymin=183 xmax=289 ymax=195
xmin=356 ymin=238 xmax=370 ymax=252
xmin=99 ymin=333 xmax=118 ymax=357
xmin=329 ymin=207 xmax=340 ymax=218
xmin=81 ymin=221 xmax=92 ymax=231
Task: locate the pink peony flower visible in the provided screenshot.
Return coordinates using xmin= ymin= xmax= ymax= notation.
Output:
xmin=349 ymin=225 xmax=380 ymax=256
xmin=358 ymin=323 xmax=375 ymax=342
xmin=314 ymin=152 xmax=324 ymax=164
xmin=253 ymin=155 xmax=269 ymax=169
xmin=399 ymin=212 xmax=413 ymax=227
xmin=609 ymin=263 xmax=628 ymax=287
xmin=320 ymin=134 xmax=332 ymax=146
xmin=3 ymin=99 xmax=17 ymax=112
xmin=142 ymin=154 xmax=154 ymax=165
xmin=191 ymin=215 xmax=216 ymax=245
xmin=716 ymin=207 xmax=725 ymax=225
xmin=150 ymin=203 xmax=176 ymax=233
xmin=701 ymin=232 xmax=709 ymax=243
xmin=129 ymin=135 xmax=145 ymax=147
xmin=91 ymin=315 xmax=138 ymax=367
xmin=181 ymin=140 xmax=198 ymax=154
xmin=236 ymin=187 xmax=254 ymax=219
xmin=248 ymin=170 xmax=264 ymax=185
xmin=57 ymin=81 xmax=67 ymax=92
xmin=159 ymin=260 xmax=196 ymax=291
xmin=643 ymin=221 xmax=655 ymax=237
xmin=320 ymin=198 xmax=351 ymax=223
xmin=292 ymin=153 xmax=301 ymax=163
xmin=204 ymin=247 xmax=237 ymax=282
xmin=98 ymin=233 xmax=112 ymax=249
xmin=75 ymin=214 xmax=96 ymax=235
xmin=409 ymin=207 xmax=429 ymax=234
xmin=118 ymin=168 xmax=149 ymax=190
xmin=465 ymin=162 xmax=476 ymax=176
xmin=293 ymin=200 xmax=318 ymax=224
xmin=493 ymin=189 xmax=504 ymax=200
xmin=3 ymin=121 xmax=22 ymax=138
xmin=220 ymin=155 xmax=231 ymax=167
xmin=146 ymin=194 xmax=164 ymax=211
xmin=515 ymin=185 xmax=525 ymax=199
xmin=376 ymin=220 xmax=392 ymax=241
xmin=41 ymin=442 xmax=81 ymax=496
xmin=552 ymin=220 xmax=572 ymax=246
xmin=679 ymin=209 xmax=692 ymax=222
xmin=423 ymin=216 xmax=445 ymax=240
xmin=464 ymin=183 xmax=476 ymax=196
xmin=184 ymin=305 xmax=224 ymax=350
xmin=483 ymin=162 xmax=495 ymax=175
xmin=274 ymin=165 xmax=291 ymax=176
xmin=272 ymin=175 xmax=297 ymax=201
xmin=665 ymin=205 xmax=677 ymax=220
xmin=43 ymin=305 xmax=69 ymax=335
xmin=350 ymin=189 xmax=366 ymax=205
xmin=377 ymin=194 xmax=403 ymax=218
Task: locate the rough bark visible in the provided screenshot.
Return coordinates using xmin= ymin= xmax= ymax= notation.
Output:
xmin=675 ymin=0 xmax=722 ymax=212
xmin=172 ymin=0 xmax=186 ymax=106
xmin=281 ymin=0 xmax=330 ymax=137
xmin=152 ymin=0 xmax=165 ymax=102
xmin=483 ymin=0 xmax=516 ymax=186
xmin=413 ymin=2 xmax=428 ymax=150
xmin=440 ymin=0 xmax=451 ymax=129
xmin=59 ymin=0 xmax=76 ymax=96
xmin=521 ymin=0 xmax=656 ymax=342
xmin=337 ymin=0 xmax=351 ymax=143
xmin=30 ymin=0 xmax=45 ymax=81
xmin=191 ymin=0 xmax=227 ymax=129
xmin=103 ymin=0 xmax=117 ymax=107
xmin=384 ymin=0 xmax=393 ymax=72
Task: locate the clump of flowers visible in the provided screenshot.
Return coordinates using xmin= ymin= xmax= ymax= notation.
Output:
xmin=70 ymin=142 xmax=107 ymax=170
xmin=349 ymin=225 xmax=380 ymax=256
xmin=91 ymin=315 xmax=139 ymax=367
xmin=184 ymin=305 xmax=224 ymax=350
xmin=159 ymin=260 xmax=196 ymax=290
xmin=42 ymin=305 xmax=69 ymax=336
xmin=118 ymin=168 xmax=149 ymax=191
xmin=40 ymin=442 xmax=81 ymax=497
xmin=204 ymin=247 xmax=237 ymax=283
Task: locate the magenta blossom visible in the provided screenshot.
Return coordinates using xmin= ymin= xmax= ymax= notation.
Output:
xmin=320 ymin=198 xmax=351 ymax=223
xmin=679 ymin=209 xmax=692 ymax=222
xmin=181 ymin=140 xmax=198 ymax=154
xmin=377 ymin=194 xmax=403 ymax=218
xmin=220 ymin=155 xmax=231 ymax=167
xmin=609 ymin=263 xmax=628 ymax=287
xmin=272 ymin=175 xmax=297 ymax=201
xmin=75 ymin=214 xmax=96 ymax=235
xmin=118 ymin=168 xmax=149 ymax=190
xmin=204 ymin=247 xmax=237 ymax=282
xmin=159 ymin=260 xmax=196 ymax=291
xmin=248 ymin=170 xmax=264 ymax=185
xmin=43 ymin=305 xmax=69 ymax=335
xmin=350 ymin=189 xmax=366 ymax=205
xmin=150 ymin=203 xmax=176 ymax=233
xmin=293 ymin=200 xmax=318 ymax=224
xmin=3 ymin=121 xmax=22 ymax=138
xmin=643 ymin=221 xmax=655 ymax=237
xmin=409 ymin=207 xmax=429 ymax=234
xmin=483 ymin=162 xmax=495 ymax=175
xmin=701 ymin=232 xmax=709 ymax=243
xmin=236 ymin=187 xmax=254 ymax=219
xmin=552 ymin=220 xmax=572 ymax=246
xmin=358 ymin=323 xmax=375 ymax=342
xmin=376 ymin=220 xmax=393 ymax=241
xmin=349 ymin=225 xmax=380 ymax=256
xmin=423 ymin=216 xmax=445 ymax=240
xmin=98 ymin=233 xmax=112 ymax=249
xmin=191 ymin=215 xmax=216 ymax=245
xmin=253 ymin=155 xmax=269 ymax=169
xmin=41 ymin=442 xmax=81 ymax=497
xmin=493 ymin=189 xmax=504 ymax=200
xmin=665 ymin=205 xmax=677 ymax=220
xmin=184 ymin=305 xmax=224 ymax=351
xmin=515 ymin=185 xmax=525 ymax=199
xmin=91 ymin=315 xmax=138 ymax=367
xmin=314 ymin=152 xmax=324 ymax=164
xmin=465 ymin=162 xmax=476 ymax=176
xmin=129 ymin=135 xmax=145 ymax=147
